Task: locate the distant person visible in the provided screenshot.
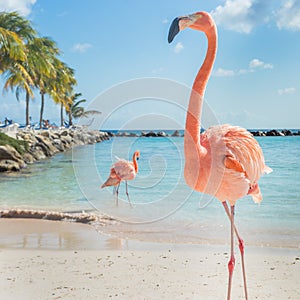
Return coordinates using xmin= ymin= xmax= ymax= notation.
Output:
xmin=42 ymin=119 xmax=50 ymax=128
xmin=5 ymin=117 xmax=12 ymax=126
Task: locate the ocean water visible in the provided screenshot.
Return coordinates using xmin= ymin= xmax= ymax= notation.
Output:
xmin=1 ymin=134 xmax=300 ymax=248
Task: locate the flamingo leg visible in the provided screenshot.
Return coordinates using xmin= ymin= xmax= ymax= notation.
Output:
xmin=115 ymin=183 xmax=120 ymax=207
xmin=125 ymin=181 xmax=133 ymax=207
xmin=222 ymin=202 xmax=248 ymax=300
xmin=225 ymin=204 xmax=235 ymax=300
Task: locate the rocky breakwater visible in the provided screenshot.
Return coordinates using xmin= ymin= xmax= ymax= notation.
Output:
xmin=0 ymin=128 xmax=109 ymax=172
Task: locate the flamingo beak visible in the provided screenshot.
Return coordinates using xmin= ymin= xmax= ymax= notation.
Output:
xmin=168 ymin=17 xmax=181 ymax=43
xmin=168 ymin=13 xmax=203 ymax=43
xmin=168 ymin=16 xmax=192 ymax=43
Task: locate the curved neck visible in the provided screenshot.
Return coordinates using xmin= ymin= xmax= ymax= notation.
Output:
xmin=184 ymin=27 xmax=217 ymax=153
xmin=132 ymin=153 xmax=138 ymax=173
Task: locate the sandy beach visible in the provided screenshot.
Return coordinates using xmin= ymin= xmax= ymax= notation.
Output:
xmin=0 ymin=219 xmax=299 ymax=299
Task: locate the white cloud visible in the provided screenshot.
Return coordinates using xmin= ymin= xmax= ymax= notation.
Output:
xmin=214 ymin=58 xmax=273 ymax=77
xmin=276 ymin=0 xmax=300 ymax=30
xmin=212 ymin=0 xmax=257 ymax=33
xmin=0 ymin=0 xmax=36 ymax=16
xmin=209 ymin=0 xmax=300 ymax=33
xmin=214 ymin=68 xmax=235 ymax=77
xmin=249 ymin=58 xmax=274 ymax=69
xmin=72 ymin=43 xmax=92 ymax=53
xmin=211 ymin=0 xmax=272 ymax=33
xmin=174 ymin=42 xmax=184 ymax=54
xmin=278 ymin=87 xmax=296 ymax=95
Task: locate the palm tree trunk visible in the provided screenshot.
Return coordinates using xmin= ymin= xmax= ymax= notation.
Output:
xmin=39 ymin=92 xmax=45 ymax=128
xmin=68 ymin=109 xmax=73 ymax=126
xmin=25 ymin=91 xmax=30 ymax=126
xmin=60 ymin=103 xmax=64 ymax=127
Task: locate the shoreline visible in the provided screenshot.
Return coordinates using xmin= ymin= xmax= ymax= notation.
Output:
xmin=1 ymin=208 xmax=300 ymax=250
xmin=0 ymin=218 xmax=299 ymax=299
xmin=0 ymin=217 xmax=299 ymax=252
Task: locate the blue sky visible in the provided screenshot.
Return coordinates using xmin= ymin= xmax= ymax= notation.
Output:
xmin=0 ymin=0 xmax=300 ymax=129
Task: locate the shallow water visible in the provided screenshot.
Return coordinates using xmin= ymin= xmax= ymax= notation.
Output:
xmin=1 ymin=135 xmax=300 ymax=248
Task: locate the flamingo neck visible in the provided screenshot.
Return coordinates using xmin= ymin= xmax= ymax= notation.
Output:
xmin=132 ymin=153 xmax=138 ymax=173
xmin=184 ymin=27 xmax=217 ymax=155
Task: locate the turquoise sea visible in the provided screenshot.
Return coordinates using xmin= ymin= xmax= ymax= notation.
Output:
xmin=1 ymin=132 xmax=300 ymax=248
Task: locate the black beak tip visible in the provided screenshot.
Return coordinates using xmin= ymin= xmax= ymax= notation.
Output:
xmin=168 ymin=17 xmax=180 ymax=43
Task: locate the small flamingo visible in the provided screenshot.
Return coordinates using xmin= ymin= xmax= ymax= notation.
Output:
xmin=168 ymin=11 xmax=272 ymax=300
xmin=101 ymin=150 xmax=140 ymax=206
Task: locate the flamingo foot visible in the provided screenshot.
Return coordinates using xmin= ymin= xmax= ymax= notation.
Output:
xmin=227 ymin=255 xmax=235 ymax=300
xmin=238 ymin=238 xmax=248 ymax=300
xmin=228 ymin=256 xmax=235 ymax=274
xmin=239 ymin=238 xmax=245 ymax=255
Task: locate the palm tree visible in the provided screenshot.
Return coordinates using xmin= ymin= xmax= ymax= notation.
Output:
xmin=0 ymin=12 xmax=36 ymax=125
xmin=0 ymin=12 xmax=82 ymax=128
xmin=66 ymin=93 xmax=101 ymax=126
xmin=48 ymin=60 xmax=77 ymax=126
xmin=3 ymin=60 xmax=35 ymax=125
xmin=0 ymin=11 xmax=35 ymax=70
xmin=26 ymin=37 xmax=60 ymax=128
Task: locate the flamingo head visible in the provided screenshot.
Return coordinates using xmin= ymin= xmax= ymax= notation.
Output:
xmin=168 ymin=11 xmax=215 ymax=43
xmin=134 ymin=150 xmax=140 ymax=161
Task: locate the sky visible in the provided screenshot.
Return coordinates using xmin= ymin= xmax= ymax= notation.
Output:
xmin=0 ymin=0 xmax=300 ymax=130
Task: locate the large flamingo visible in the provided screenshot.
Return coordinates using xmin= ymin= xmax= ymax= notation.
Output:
xmin=168 ymin=11 xmax=272 ymax=299
xmin=101 ymin=150 xmax=140 ymax=207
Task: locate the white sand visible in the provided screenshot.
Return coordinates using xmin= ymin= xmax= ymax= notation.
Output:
xmin=0 ymin=219 xmax=299 ymax=299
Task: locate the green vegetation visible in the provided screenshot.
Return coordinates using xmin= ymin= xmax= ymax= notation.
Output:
xmin=0 ymin=11 xmax=93 ymax=126
xmin=0 ymin=132 xmax=28 ymax=154
xmin=66 ymin=93 xmax=101 ymax=126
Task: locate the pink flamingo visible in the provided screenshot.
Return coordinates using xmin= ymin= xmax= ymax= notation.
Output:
xmin=168 ymin=11 xmax=272 ymax=299
xmin=101 ymin=150 xmax=140 ymax=206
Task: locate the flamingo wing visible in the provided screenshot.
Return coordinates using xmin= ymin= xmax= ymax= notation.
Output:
xmin=113 ymin=159 xmax=136 ymax=181
xmin=101 ymin=168 xmax=120 ymax=188
xmin=224 ymin=154 xmax=247 ymax=176
xmin=221 ymin=125 xmax=272 ymax=203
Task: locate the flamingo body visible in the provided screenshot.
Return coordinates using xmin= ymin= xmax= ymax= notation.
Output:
xmin=101 ymin=150 xmax=140 ymax=206
xmin=187 ymin=124 xmax=272 ymax=206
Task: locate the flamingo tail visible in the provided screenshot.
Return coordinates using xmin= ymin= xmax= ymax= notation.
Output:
xmin=101 ymin=177 xmax=120 ymax=188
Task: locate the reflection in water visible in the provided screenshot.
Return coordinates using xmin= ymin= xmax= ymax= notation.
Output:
xmin=0 ymin=219 xmax=130 ymax=251
xmin=105 ymin=237 xmax=129 ymax=250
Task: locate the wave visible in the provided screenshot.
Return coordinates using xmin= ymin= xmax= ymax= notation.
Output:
xmin=0 ymin=209 xmax=116 ymax=225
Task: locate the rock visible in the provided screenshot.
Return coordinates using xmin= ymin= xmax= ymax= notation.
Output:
xmin=0 ymin=128 xmax=110 ymax=172
xmin=145 ymin=131 xmax=157 ymax=137
xmin=30 ymin=146 xmax=47 ymax=160
xmin=52 ymin=139 xmax=65 ymax=151
xmin=281 ymin=129 xmax=293 ymax=136
xmin=250 ymin=131 xmax=266 ymax=137
xmin=0 ymin=145 xmax=23 ymax=162
xmin=266 ymin=130 xmax=279 ymax=136
xmin=22 ymin=153 xmax=35 ymax=164
xmin=0 ymin=144 xmax=26 ymax=171
xmin=157 ymin=131 xmax=167 ymax=137
xmin=0 ymin=160 xmax=22 ymax=172
xmin=60 ymin=130 xmax=69 ymax=137
xmin=172 ymin=130 xmax=181 ymax=137
xmin=35 ymin=135 xmax=59 ymax=156
xmin=60 ymin=135 xmax=73 ymax=147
